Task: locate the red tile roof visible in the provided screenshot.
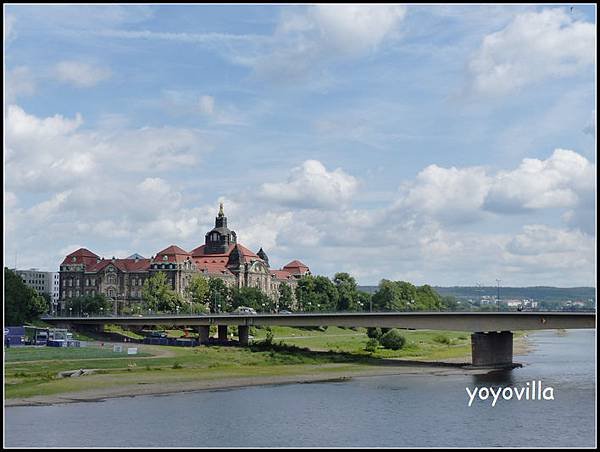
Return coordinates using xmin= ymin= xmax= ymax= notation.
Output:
xmin=154 ymin=245 xmax=191 ymax=263
xmin=61 ymin=248 xmax=101 ymax=266
xmin=282 ymin=260 xmax=310 ymax=274
xmin=270 ymin=270 xmax=294 ymax=280
xmin=85 ymin=258 xmax=152 ymax=273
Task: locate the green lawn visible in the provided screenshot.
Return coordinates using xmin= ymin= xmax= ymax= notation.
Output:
xmin=5 ymin=345 xmax=151 ymax=362
xmin=4 ymin=326 xmax=528 ymax=400
xmin=251 ymin=326 xmax=474 ymax=360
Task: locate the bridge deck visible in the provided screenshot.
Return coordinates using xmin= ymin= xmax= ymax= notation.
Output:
xmin=45 ymin=312 xmax=596 ymax=332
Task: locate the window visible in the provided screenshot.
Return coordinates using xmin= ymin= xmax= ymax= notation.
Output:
xmin=163 ymin=255 xmax=168 ymax=261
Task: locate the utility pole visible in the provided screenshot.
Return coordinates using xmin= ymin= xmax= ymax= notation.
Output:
xmin=496 ymin=279 xmax=501 ymax=312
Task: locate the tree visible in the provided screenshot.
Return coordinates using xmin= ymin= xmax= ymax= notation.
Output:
xmin=415 ymin=284 xmax=443 ymax=311
xmin=141 ymin=272 xmax=180 ymax=313
xmin=207 ymin=278 xmax=231 ymax=313
xmin=372 ymin=280 xmax=442 ymax=312
xmin=4 ymin=268 xmax=48 ymax=324
xmin=295 ymin=275 xmax=338 ymax=312
xmin=231 ymin=287 xmax=275 ymax=312
xmin=278 ymin=283 xmax=294 ymax=311
xmin=65 ymin=294 xmax=111 ymax=316
xmin=379 ymin=329 xmax=406 ymax=350
xmin=333 ymin=272 xmax=359 ymax=311
xmin=185 ymin=274 xmax=209 ymax=309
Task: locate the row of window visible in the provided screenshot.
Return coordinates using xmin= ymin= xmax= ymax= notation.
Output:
xmin=62 ymin=276 xmax=146 ymax=287
xmin=61 ymin=288 xmax=144 ymax=299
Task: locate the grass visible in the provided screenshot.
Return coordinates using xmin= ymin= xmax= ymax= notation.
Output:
xmin=4 ymin=326 xmax=530 ymax=400
xmin=251 ymin=326 xmax=474 ymax=360
xmin=5 ymin=346 xmax=151 ymax=362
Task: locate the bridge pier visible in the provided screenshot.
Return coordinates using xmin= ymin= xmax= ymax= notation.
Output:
xmin=238 ymin=325 xmax=249 ymax=346
xmin=471 ymin=331 xmax=513 ymax=368
xmin=197 ymin=326 xmax=210 ymax=345
xmin=218 ymin=325 xmax=228 ymax=342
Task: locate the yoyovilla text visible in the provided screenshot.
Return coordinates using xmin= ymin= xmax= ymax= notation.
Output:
xmin=466 ymin=380 xmax=555 ymax=407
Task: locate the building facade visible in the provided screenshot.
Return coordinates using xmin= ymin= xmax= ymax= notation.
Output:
xmin=58 ymin=204 xmax=310 ymax=310
xmin=15 ymin=269 xmax=60 ymax=305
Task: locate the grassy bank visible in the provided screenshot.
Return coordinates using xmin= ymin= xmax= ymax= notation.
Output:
xmin=4 ymin=326 xmax=530 ymax=401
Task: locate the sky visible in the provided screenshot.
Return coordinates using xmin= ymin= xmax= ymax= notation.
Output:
xmin=3 ymin=4 xmax=597 ymax=287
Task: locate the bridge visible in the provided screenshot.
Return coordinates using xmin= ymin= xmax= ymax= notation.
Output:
xmin=45 ymin=311 xmax=596 ymax=368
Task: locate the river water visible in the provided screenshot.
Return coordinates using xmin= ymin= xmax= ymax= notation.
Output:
xmin=4 ymin=329 xmax=596 ymax=447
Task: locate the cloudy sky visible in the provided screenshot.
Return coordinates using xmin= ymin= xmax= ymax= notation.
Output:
xmin=4 ymin=4 xmax=596 ymax=287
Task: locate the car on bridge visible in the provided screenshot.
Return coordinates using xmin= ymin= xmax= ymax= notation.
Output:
xmin=232 ymin=307 xmax=257 ymax=315
xmin=279 ymin=310 xmax=293 ymax=314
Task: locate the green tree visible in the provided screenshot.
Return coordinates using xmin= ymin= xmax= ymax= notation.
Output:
xmin=65 ymin=294 xmax=112 ymax=316
xmin=231 ymin=287 xmax=275 ymax=312
xmin=4 ymin=268 xmax=49 ymax=324
xmin=141 ymin=272 xmax=180 ymax=313
xmin=333 ymin=272 xmax=358 ymax=311
xmin=207 ymin=277 xmax=231 ymax=313
xmin=379 ymin=329 xmax=406 ymax=350
xmin=415 ymin=284 xmax=443 ymax=311
xmin=185 ymin=274 xmax=209 ymax=307
xmin=278 ymin=283 xmax=294 ymax=311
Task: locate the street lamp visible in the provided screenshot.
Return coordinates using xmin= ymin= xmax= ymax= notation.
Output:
xmin=176 ymin=305 xmax=180 ymax=316
xmin=496 ymin=279 xmax=501 ymax=312
xmin=69 ymin=307 xmax=72 ymax=317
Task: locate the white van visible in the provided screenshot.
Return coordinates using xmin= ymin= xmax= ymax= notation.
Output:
xmin=233 ymin=306 xmax=257 ymax=315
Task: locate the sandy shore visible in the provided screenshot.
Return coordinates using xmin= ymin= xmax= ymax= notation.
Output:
xmin=5 ymin=362 xmax=500 ymax=408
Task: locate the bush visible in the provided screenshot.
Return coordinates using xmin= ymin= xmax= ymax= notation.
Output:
xmin=366 ymin=327 xmax=382 ymax=339
xmin=433 ymin=334 xmax=451 ymax=345
xmin=378 ymin=329 xmax=406 ymax=350
xmin=365 ymin=338 xmax=379 ymax=352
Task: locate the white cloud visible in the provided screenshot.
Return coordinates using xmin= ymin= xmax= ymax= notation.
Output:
xmin=388 ymin=148 xmax=594 ymax=234
xmin=484 ymin=149 xmax=595 ymax=212
xmin=260 ymin=160 xmax=359 ymax=209
xmin=248 ymin=5 xmax=407 ymax=81
xmin=5 ymin=105 xmax=207 ymax=192
xmin=310 ymin=5 xmax=407 ymax=55
xmin=54 ymin=60 xmax=112 ymax=87
xmin=468 ymin=8 xmax=595 ymax=95
xmin=394 ymin=164 xmax=491 ymax=224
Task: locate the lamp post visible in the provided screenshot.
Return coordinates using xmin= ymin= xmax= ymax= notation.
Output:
xmin=69 ymin=307 xmax=72 ymax=317
xmin=496 ymin=279 xmax=501 ymax=312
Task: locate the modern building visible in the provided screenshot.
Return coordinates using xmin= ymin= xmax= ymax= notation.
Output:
xmin=58 ymin=204 xmax=310 ymax=310
xmin=15 ymin=269 xmax=60 ymax=305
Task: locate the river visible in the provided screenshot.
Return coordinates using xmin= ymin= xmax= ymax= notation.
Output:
xmin=4 ymin=329 xmax=596 ymax=447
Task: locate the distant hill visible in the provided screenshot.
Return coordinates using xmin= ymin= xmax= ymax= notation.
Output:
xmin=358 ymin=286 xmax=596 ymax=303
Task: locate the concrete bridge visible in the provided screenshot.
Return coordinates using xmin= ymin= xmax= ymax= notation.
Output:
xmin=45 ymin=311 xmax=596 ymax=368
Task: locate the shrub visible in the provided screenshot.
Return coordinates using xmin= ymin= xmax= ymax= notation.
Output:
xmin=172 ymin=362 xmax=183 ymax=369
xmin=378 ymin=329 xmax=406 ymax=350
xmin=366 ymin=327 xmax=382 ymax=339
xmin=365 ymin=338 xmax=379 ymax=352
xmin=433 ymin=334 xmax=451 ymax=345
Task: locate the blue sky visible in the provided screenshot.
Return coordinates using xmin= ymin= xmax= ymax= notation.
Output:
xmin=4 ymin=4 xmax=596 ymax=286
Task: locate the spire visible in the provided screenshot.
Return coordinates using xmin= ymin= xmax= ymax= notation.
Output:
xmin=257 ymin=247 xmax=269 ymax=268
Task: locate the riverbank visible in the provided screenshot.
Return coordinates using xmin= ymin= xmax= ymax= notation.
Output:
xmin=5 ymin=360 xmax=494 ymax=407
xmin=5 ymin=328 xmax=533 ymax=407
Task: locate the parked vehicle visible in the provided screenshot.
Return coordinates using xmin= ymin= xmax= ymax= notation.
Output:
xmin=232 ymin=306 xmax=257 ymax=315
xmin=279 ymin=310 xmax=293 ymax=314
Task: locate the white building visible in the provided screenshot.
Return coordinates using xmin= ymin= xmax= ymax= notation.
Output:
xmin=15 ymin=269 xmax=60 ymax=304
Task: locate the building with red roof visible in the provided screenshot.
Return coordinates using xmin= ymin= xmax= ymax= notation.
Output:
xmin=58 ymin=204 xmax=310 ymax=310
